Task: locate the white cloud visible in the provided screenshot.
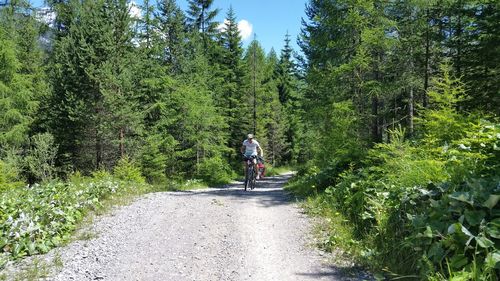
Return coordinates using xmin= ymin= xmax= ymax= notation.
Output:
xmin=35 ymin=7 xmax=56 ymax=26
xmin=218 ymin=19 xmax=253 ymax=41
xmin=217 ymin=19 xmax=230 ymax=32
xmin=238 ymin=20 xmax=253 ymax=41
xmin=128 ymin=1 xmax=142 ymax=19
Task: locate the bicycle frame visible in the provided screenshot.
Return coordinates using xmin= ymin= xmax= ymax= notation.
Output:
xmin=244 ymin=156 xmax=257 ymax=191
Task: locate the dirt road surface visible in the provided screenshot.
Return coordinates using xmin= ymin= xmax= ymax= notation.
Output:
xmin=4 ymin=173 xmax=369 ymax=281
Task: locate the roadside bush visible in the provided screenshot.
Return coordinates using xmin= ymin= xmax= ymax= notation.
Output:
xmin=195 ymin=156 xmax=234 ymax=186
xmin=139 ymin=134 xmax=173 ymax=184
xmin=113 ymin=156 xmax=145 ymax=184
xmin=0 ymin=159 xmax=23 ymax=191
xmin=24 ymin=132 xmax=58 ymax=182
xmin=0 ymin=148 xmax=25 ymax=190
xmin=287 ymin=68 xmax=500 ymax=280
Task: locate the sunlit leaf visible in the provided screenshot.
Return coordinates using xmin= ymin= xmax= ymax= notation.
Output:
xmin=483 ymin=194 xmax=500 ymax=209
xmin=485 ymin=252 xmax=500 ymax=269
xmin=449 ymin=192 xmax=473 ymax=205
xmin=476 ymin=236 xmax=494 ymax=248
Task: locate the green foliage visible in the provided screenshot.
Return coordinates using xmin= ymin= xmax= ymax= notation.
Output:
xmin=288 ymin=66 xmax=499 ymax=280
xmin=195 ymin=156 xmax=234 ymax=186
xmin=113 ymin=156 xmax=145 ymax=184
xmin=139 ymin=135 xmax=168 ymax=184
xmin=420 ymin=64 xmax=468 ymax=144
xmin=24 ymin=133 xmax=58 ymax=182
xmin=48 ymin=0 xmax=142 ymax=172
xmin=0 ymin=159 xmax=23 ymax=191
xmin=0 ymin=177 xmax=139 ymax=265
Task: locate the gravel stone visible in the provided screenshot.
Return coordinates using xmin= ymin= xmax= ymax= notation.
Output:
xmin=2 ymin=173 xmax=371 ymax=280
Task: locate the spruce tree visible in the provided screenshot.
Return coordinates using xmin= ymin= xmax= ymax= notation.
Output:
xmin=0 ymin=0 xmax=48 ymax=149
xmin=186 ymin=0 xmax=219 ymax=35
xmin=218 ymin=5 xmax=245 ymax=160
xmin=156 ymin=0 xmax=187 ymax=72
xmin=48 ymin=0 xmax=142 ymax=171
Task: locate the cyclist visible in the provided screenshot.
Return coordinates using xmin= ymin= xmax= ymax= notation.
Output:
xmin=241 ymin=134 xmax=264 ymax=180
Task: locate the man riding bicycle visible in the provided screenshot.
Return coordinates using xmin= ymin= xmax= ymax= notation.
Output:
xmin=241 ymin=134 xmax=264 ymax=180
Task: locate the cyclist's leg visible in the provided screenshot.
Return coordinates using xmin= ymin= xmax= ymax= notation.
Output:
xmin=253 ymin=158 xmax=259 ymax=179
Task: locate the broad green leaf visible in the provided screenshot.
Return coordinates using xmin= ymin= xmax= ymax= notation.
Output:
xmin=423 ymin=226 xmax=433 ymax=238
xmin=449 ymin=192 xmax=473 ymax=205
xmin=427 ymin=243 xmax=444 ymax=261
xmin=448 ymin=223 xmax=459 ymax=234
xmin=484 ymin=252 xmax=500 ymax=269
xmin=450 ymin=254 xmax=469 ymax=269
xmin=486 ymin=225 xmax=500 ymax=239
xmin=461 ymin=225 xmax=474 ymax=237
xmin=475 ymin=236 xmax=494 ymax=248
xmin=464 ymin=210 xmax=485 ymax=226
xmin=483 ymin=194 xmax=500 ymax=209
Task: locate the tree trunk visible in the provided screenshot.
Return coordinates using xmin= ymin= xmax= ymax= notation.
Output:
xmin=455 ymin=2 xmax=462 ymax=76
xmin=409 ymin=87 xmax=414 ymax=136
xmin=119 ymin=128 xmax=125 ymax=158
xmin=371 ymin=96 xmax=380 ymax=143
xmin=424 ymin=8 xmax=430 ymax=108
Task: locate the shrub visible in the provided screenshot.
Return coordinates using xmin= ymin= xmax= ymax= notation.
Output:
xmin=113 ymin=156 xmax=145 ymax=184
xmin=0 ymin=149 xmax=24 ymax=191
xmin=139 ymin=135 xmax=168 ymax=184
xmin=0 ymin=177 xmax=135 ymax=266
xmin=24 ymin=133 xmax=58 ymax=182
xmin=195 ymin=156 xmax=234 ymax=186
xmin=0 ymin=159 xmax=23 ymax=191
xmin=287 ymin=67 xmax=500 ymax=280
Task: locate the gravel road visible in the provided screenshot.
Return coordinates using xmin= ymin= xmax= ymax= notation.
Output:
xmin=3 ymin=173 xmax=370 ymax=281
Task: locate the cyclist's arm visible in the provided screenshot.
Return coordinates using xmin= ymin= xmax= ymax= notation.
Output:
xmin=257 ymin=145 xmax=263 ymax=157
xmin=240 ymin=145 xmax=246 ymax=154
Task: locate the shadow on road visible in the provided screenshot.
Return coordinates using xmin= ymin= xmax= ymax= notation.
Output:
xmin=168 ymin=173 xmax=296 ymax=208
xmin=295 ymin=265 xmax=374 ymax=281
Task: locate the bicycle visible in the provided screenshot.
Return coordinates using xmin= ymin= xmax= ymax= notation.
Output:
xmin=244 ymin=155 xmax=257 ymax=191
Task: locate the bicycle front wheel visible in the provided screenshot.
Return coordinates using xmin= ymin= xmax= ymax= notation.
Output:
xmin=246 ymin=166 xmax=254 ymax=191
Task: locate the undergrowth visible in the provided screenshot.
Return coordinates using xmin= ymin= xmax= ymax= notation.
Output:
xmin=286 ymin=67 xmax=499 ymax=280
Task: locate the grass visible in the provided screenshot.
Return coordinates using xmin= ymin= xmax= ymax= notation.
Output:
xmin=3 ymin=258 xmax=51 ymax=281
xmin=286 ymin=181 xmax=373 ymax=276
xmin=265 ymin=165 xmax=293 ymax=176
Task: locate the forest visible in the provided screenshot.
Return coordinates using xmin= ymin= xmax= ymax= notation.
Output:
xmin=0 ymin=0 xmax=499 ymax=280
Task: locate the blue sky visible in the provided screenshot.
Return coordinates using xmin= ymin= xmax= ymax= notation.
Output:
xmin=31 ymin=0 xmax=308 ymax=55
xmin=192 ymin=0 xmax=308 ymax=54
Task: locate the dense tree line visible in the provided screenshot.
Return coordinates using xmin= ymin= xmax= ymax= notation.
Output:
xmin=295 ymin=0 xmax=499 ymax=279
xmin=0 ymin=0 xmax=302 ymax=186
xmin=299 ymin=0 xmax=499 ymax=161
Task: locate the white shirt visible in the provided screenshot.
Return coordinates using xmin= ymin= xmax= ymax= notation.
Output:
xmin=243 ymin=139 xmax=260 ymax=156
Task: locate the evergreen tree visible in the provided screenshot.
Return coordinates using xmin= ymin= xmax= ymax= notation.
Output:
xmin=0 ymin=0 xmax=48 ymax=149
xmin=277 ymin=32 xmax=303 ymax=163
xmin=186 ymin=0 xmax=219 ymax=35
xmin=48 ymin=0 xmax=142 ymax=171
xmin=156 ymin=0 xmax=187 ymax=72
xmin=217 ymin=5 xmax=245 ymax=161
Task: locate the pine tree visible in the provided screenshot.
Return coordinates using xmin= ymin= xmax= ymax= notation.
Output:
xmin=156 ymin=0 xmax=187 ymax=72
xmin=277 ymin=32 xmax=303 ymax=163
xmin=0 ymin=0 xmax=48 ymax=149
xmin=48 ymin=0 xmax=143 ymax=171
xmin=217 ymin=5 xmax=245 ymax=160
xmin=186 ymin=0 xmax=219 ymax=35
